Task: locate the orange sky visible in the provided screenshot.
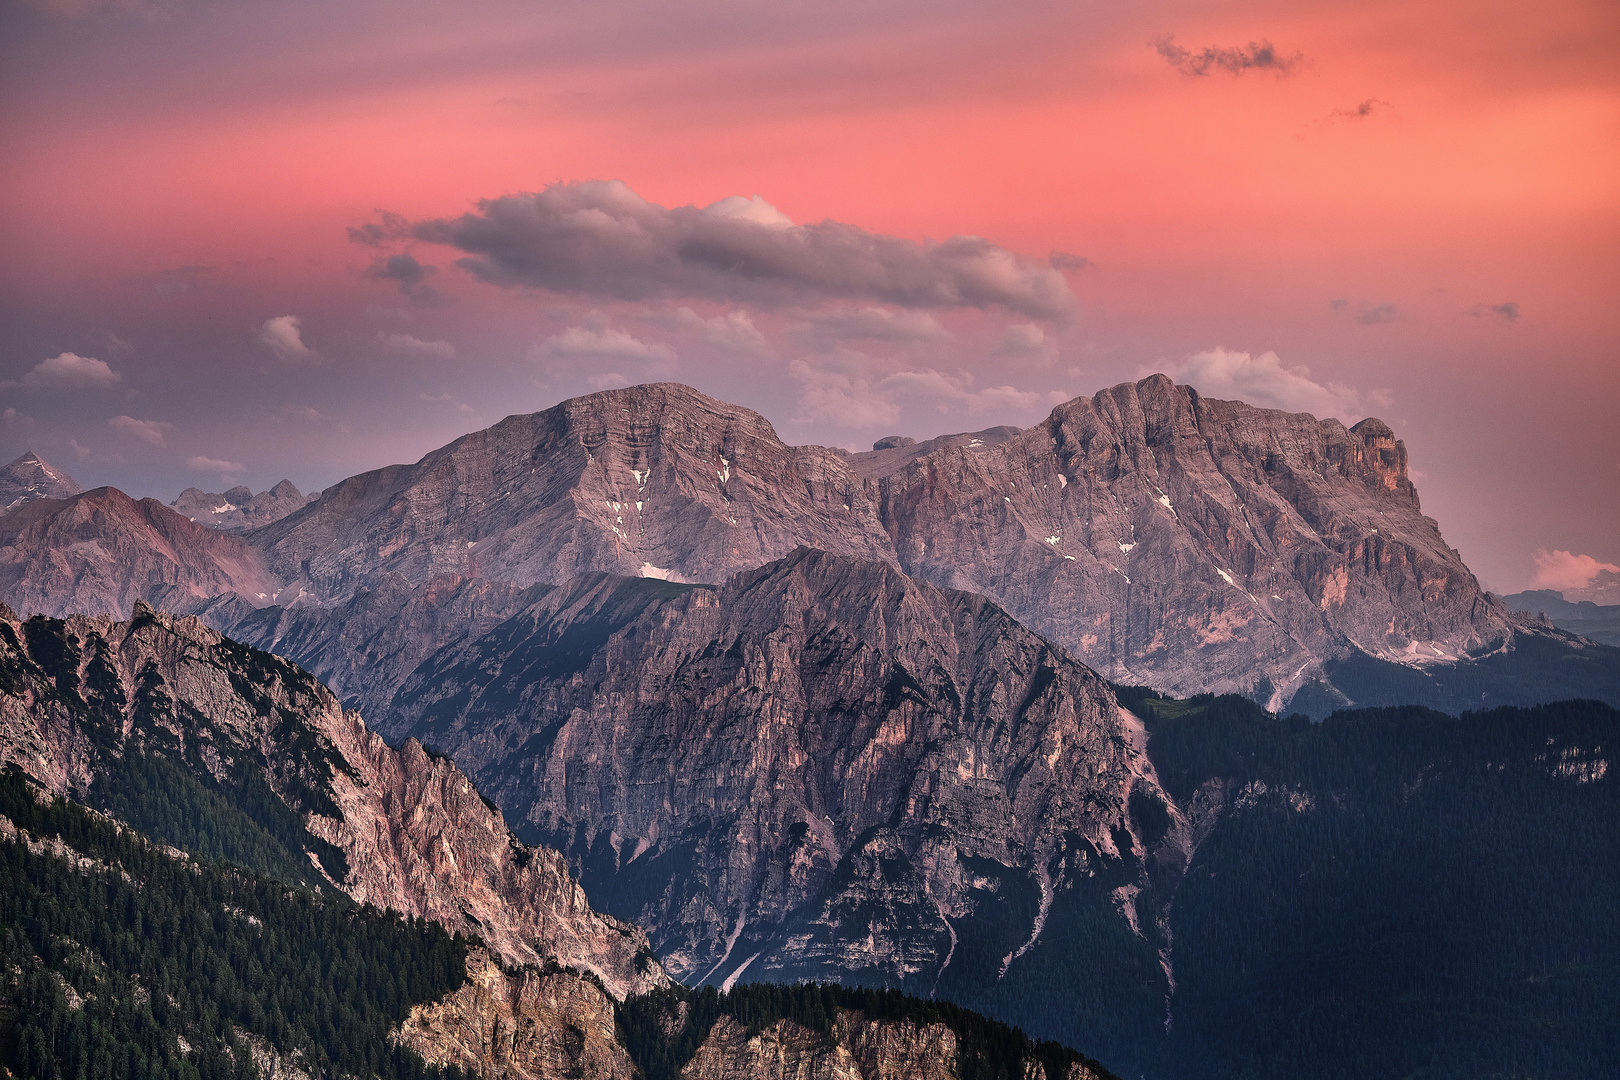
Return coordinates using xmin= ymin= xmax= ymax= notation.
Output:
xmin=1 ymin=0 xmax=1616 ymax=591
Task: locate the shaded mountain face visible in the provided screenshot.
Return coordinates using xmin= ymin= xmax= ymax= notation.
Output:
xmin=0 ymin=450 xmax=80 ymax=512
xmin=171 ymin=478 xmax=315 ymax=532
xmin=0 ymin=601 xmax=667 ymax=1001
xmin=0 ymin=486 xmax=281 ymax=619
xmin=382 ymin=549 xmax=1171 ymax=1051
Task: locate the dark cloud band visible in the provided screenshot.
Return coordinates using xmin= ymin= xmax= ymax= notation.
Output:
xmin=404 ymin=181 xmax=1077 ymax=320
xmin=1154 ymin=34 xmax=1304 ymax=77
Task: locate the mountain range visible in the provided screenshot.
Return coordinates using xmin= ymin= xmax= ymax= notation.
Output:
xmin=1 ymin=378 xmax=1616 ymax=1078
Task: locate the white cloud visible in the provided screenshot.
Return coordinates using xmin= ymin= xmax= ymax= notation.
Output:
xmin=800 ymin=307 xmax=948 ymax=343
xmin=1165 ymin=347 xmax=1379 ymax=421
xmin=187 ymin=455 xmax=246 ymax=476
xmin=1531 ymin=549 xmax=1620 ymax=593
xmin=107 ymin=415 xmax=171 ymax=446
xmin=18 ymin=352 xmax=121 ymax=391
xmin=1 ymin=408 xmax=25 ymax=424
xmin=256 ymin=315 xmax=315 ymax=363
xmin=669 ymin=308 xmax=772 ymax=356
xmin=531 ymin=325 xmax=676 ymax=367
xmin=790 ymin=357 xmax=1067 ymax=431
xmin=375 ymin=332 xmax=457 ymax=360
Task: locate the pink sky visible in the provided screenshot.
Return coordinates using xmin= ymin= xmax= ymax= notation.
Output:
xmin=1 ymin=0 xmax=1616 ymax=592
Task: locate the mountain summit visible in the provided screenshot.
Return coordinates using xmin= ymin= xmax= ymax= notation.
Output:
xmin=0 ymin=450 xmax=80 ymax=512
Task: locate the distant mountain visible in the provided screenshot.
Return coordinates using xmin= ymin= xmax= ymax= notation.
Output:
xmin=1501 ymin=588 xmax=1620 ymax=646
xmin=0 ymin=450 xmax=80 ymax=512
xmin=171 ymin=477 xmax=315 ymax=532
xmin=0 ymin=486 xmax=279 ymax=618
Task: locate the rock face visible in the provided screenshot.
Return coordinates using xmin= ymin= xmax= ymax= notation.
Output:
xmin=171 ymin=479 xmax=315 ymax=533
xmin=397 ymin=949 xmax=636 ymax=1080
xmin=0 ymin=602 xmax=668 ymax=1003
xmin=383 ymin=549 xmax=1163 ymax=999
xmin=0 ymin=450 xmax=80 ymax=512
xmin=0 ymin=381 xmax=1515 ymax=705
xmin=864 ymin=377 xmax=1512 ymax=700
xmin=247 ymin=382 xmax=896 ymax=600
xmin=679 ymin=1013 xmax=960 ymax=1080
xmin=0 ymin=487 xmax=279 ymax=619
xmin=224 ymin=379 xmax=1507 ymax=709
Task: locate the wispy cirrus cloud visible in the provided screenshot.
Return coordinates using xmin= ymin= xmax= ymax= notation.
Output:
xmin=1153 ymin=34 xmax=1304 ymax=77
xmin=375 ymin=332 xmax=456 ymax=359
xmin=1466 ymin=302 xmax=1519 ymax=322
xmin=405 ymin=180 xmax=1076 ymax=319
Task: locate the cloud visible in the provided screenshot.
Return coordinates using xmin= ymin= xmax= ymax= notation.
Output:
xmin=187 ymin=455 xmax=246 ymax=476
xmin=1466 ymin=302 xmax=1519 ymax=322
xmin=789 ymin=357 xmax=1067 ymax=431
xmin=1331 ymin=299 xmax=1402 ymax=325
xmin=1328 ymin=98 xmax=1390 ymax=122
xmin=256 ymin=315 xmax=315 ymax=362
xmin=17 ymin=352 xmax=121 ymax=391
xmin=1531 ymin=549 xmax=1620 ymax=593
xmin=366 ymin=253 xmax=439 ymax=297
xmin=799 ymin=306 xmax=948 ymax=343
xmin=417 ymin=392 xmax=475 ymax=415
xmin=414 ymin=180 xmax=1076 ymax=319
xmin=107 ymin=415 xmax=170 ymax=445
xmin=1166 ymin=347 xmax=1379 ymax=421
xmin=1153 ymin=34 xmax=1304 ymax=77
xmin=530 ymin=324 xmax=676 ymax=366
xmin=1048 ymin=251 xmax=1092 ymax=271
xmin=668 ymin=308 xmax=772 ymax=356
xmin=374 ymin=332 xmax=457 ymax=360
xmin=995 ymin=321 xmax=1056 ymax=361
xmin=347 ymin=210 xmax=411 ymax=247
xmin=1 ymin=408 xmax=26 ymax=424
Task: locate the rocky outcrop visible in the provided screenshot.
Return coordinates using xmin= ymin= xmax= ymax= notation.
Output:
xmin=0 ymin=487 xmax=279 ymax=619
xmin=0 ymin=602 xmax=668 ymax=1002
xmin=0 ymin=451 xmax=80 ymax=513
xmin=680 ymin=1013 xmax=958 ymax=1080
xmin=384 ymin=549 xmax=1162 ymax=995
xmin=171 ymin=479 xmax=315 ymax=533
xmin=396 ymin=949 xmax=635 ymax=1080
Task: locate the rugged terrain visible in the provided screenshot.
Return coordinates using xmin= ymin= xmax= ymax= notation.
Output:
xmin=172 ymin=478 xmax=316 ymax=532
xmin=0 ymin=381 xmax=1534 ymax=709
xmin=381 ymin=548 xmax=1175 ymax=1062
xmin=0 ymin=450 xmax=80 ymax=512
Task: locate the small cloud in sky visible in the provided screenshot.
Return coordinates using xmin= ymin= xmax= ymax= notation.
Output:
xmin=1531 ymin=549 xmax=1620 ymax=593
xmin=256 ymin=315 xmax=315 ymax=362
xmin=366 ymin=253 xmax=439 ymax=299
xmin=375 ymin=332 xmax=456 ymax=360
xmin=789 ymin=357 xmax=1067 ymax=431
xmin=1048 ymin=251 xmax=1092 ymax=271
xmin=1166 ymin=347 xmax=1381 ymax=421
xmin=798 ymin=306 xmax=948 ymax=344
xmin=417 ymin=392 xmax=474 ymax=415
xmin=1465 ymin=302 xmax=1519 ymax=322
xmin=347 ymin=211 xmax=410 ymax=247
xmin=1329 ymin=98 xmax=1389 ymax=122
xmin=668 ymin=308 xmax=772 ymax=356
xmin=1331 ymin=299 xmax=1402 ymax=325
xmin=588 ymin=372 xmax=631 ymax=390
xmin=2 ymin=408 xmax=27 ymax=424
xmin=17 ymin=352 xmax=121 ymax=391
xmin=534 ymin=325 xmax=673 ymax=367
xmin=107 ymin=415 xmax=170 ymax=445
xmin=995 ymin=322 xmax=1057 ymax=363
xmin=1153 ymin=34 xmax=1304 ymax=77
xmin=187 ymin=455 xmax=246 ymax=477
xmin=413 ymin=179 xmax=1076 ymax=320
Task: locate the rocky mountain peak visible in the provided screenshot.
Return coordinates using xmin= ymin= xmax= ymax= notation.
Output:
xmin=0 ymin=449 xmax=81 ymax=513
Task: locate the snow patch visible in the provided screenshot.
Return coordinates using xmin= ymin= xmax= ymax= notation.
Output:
xmin=1057 ymin=474 xmax=1067 ymax=487
xmin=721 ymin=953 xmax=761 ymax=993
xmin=1216 ymin=568 xmax=1235 ymax=586
xmin=1118 ymin=541 xmax=1136 ymax=553
xmin=640 ymin=564 xmax=674 ymax=580
xmin=1045 ymin=535 xmax=1061 ymax=545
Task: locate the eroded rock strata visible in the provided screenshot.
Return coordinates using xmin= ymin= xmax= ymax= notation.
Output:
xmin=384 ymin=549 xmax=1168 ymax=1002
